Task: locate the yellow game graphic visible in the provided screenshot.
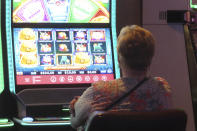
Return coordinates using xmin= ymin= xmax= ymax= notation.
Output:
xmin=75 ymin=52 xmax=91 ymax=65
xmin=19 ymin=28 xmax=36 ymax=40
xmin=20 ymin=53 xmax=38 ymax=66
xmin=20 ymin=41 xmax=37 ymax=53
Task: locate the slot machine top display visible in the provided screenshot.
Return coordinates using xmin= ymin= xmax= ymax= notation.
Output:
xmin=13 ymin=0 xmax=110 ymax=23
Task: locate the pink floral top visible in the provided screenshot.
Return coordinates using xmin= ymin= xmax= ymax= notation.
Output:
xmin=92 ymin=77 xmax=171 ymax=111
xmin=70 ymin=77 xmax=172 ymax=130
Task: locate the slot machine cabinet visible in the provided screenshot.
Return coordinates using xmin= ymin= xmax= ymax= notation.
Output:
xmin=5 ymin=0 xmax=120 ymax=130
xmin=143 ymin=0 xmax=196 ymax=131
xmin=0 ymin=0 xmax=15 ymax=130
xmin=184 ymin=1 xmax=197 ymax=130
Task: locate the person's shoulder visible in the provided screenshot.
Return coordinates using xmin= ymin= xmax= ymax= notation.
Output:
xmin=150 ymin=77 xmax=171 ymax=93
xmin=152 ymin=77 xmax=169 ymax=85
xmin=91 ymin=78 xmax=123 ymax=91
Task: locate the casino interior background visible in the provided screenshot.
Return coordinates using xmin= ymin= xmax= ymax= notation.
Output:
xmin=1 ymin=0 xmax=197 ymax=131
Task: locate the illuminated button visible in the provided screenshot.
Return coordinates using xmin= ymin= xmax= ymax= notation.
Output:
xmin=50 ymin=76 xmax=57 ymax=83
xmin=85 ymin=76 xmax=90 ymax=82
xmin=101 ymin=75 xmax=107 ymax=81
xmin=24 ymin=78 xmax=31 ymax=83
xmin=67 ymin=76 xmax=74 ymax=82
xmin=22 ymin=117 xmax=34 ymax=122
xmin=59 ymin=76 xmax=65 ymax=82
xmin=76 ymin=76 xmax=82 ymax=82
xmin=93 ymin=76 xmax=99 ymax=81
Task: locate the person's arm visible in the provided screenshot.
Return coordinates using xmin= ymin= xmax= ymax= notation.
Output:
xmin=69 ymin=96 xmax=80 ymax=117
xmin=91 ymin=95 xmax=112 ymax=111
xmin=70 ymin=87 xmax=94 ymax=129
xmin=156 ymin=77 xmax=172 ymax=109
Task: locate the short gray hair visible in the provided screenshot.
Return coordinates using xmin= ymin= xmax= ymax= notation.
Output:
xmin=117 ymin=25 xmax=155 ymax=71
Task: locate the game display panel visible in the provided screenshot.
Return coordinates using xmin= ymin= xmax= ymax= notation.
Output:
xmin=13 ymin=28 xmax=114 ymax=85
xmin=13 ymin=0 xmax=110 ymax=23
xmin=191 ymin=0 xmax=197 ymax=8
xmin=6 ymin=0 xmax=119 ymax=94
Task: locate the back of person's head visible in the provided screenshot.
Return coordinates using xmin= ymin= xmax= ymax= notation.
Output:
xmin=117 ymin=25 xmax=155 ymax=71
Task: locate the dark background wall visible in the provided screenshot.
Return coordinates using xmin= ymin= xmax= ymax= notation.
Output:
xmin=116 ymin=0 xmax=142 ymax=34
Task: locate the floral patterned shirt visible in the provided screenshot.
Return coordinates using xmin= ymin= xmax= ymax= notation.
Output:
xmin=70 ymin=77 xmax=172 ymax=130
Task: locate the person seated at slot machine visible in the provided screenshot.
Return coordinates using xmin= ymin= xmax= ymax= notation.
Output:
xmin=69 ymin=25 xmax=172 ymax=131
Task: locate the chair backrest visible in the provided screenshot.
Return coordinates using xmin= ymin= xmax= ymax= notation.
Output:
xmin=85 ymin=109 xmax=187 ymax=131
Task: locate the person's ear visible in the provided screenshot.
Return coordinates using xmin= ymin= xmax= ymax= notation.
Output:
xmin=118 ymin=55 xmax=122 ymax=68
xmin=118 ymin=54 xmax=123 ymax=77
xmin=118 ymin=54 xmax=120 ymax=65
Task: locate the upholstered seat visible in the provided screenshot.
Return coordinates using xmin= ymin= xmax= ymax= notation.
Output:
xmin=85 ymin=109 xmax=187 ymax=131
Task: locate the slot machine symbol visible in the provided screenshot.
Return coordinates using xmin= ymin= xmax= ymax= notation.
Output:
xmin=75 ymin=42 xmax=87 ymax=52
xmin=40 ymin=55 xmax=54 ymax=65
xmin=38 ymin=31 xmax=52 ymax=41
xmin=73 ymin=31 xmax=87 ymax=41
xmin=20 ymin=53 xmax=38 ymax=67
xmin=93 ymin=55 xmax=106 ymax=64
xmin=93 ymin=43 xmax=103 ymax=52
xmin=90 ymin=42 xmax=106 ymax=53
xmin=75 ymin=52 xmax=91 ymax=65
xmin=19 ymin=28 xmax=36 ymax=41
xmin=90 ymin=30 xmax=105 ymax=41
xmin=41 ymin=43 xmax=52 ymax=53
xmin=38 ymin=42 xmax=54 ymax=54
xmin=56 ymin=31 xmax=70 ymax=40
xmin=58 ymin=55 xmax=72 ymax=65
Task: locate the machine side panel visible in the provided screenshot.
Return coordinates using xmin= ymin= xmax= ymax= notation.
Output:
xmin=143 ymin=0 xmax=189 ymax=25
xmin=144 ymin=25 xmax=195 ymax=131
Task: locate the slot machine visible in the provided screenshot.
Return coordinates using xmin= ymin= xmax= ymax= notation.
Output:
xmin=0 ymin=32 xmax=14 ymax=131
xmin=184 ymin=0 xmax=197 ymax=129
xmin=191 ymin=0 xmax=197 ymax=8
xmin=0 ymin=0 xmax=15 ymax=130
xmin=5 ymin=0 xmax=120 ymax=129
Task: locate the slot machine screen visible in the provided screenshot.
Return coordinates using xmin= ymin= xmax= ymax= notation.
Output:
xmin=12 ymin=0 xmax=110 ymax=23
xmin=13 ymin=28 xmax=115 ymax=86
xmin=191 ymin=0 xmax=197 ymax=8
